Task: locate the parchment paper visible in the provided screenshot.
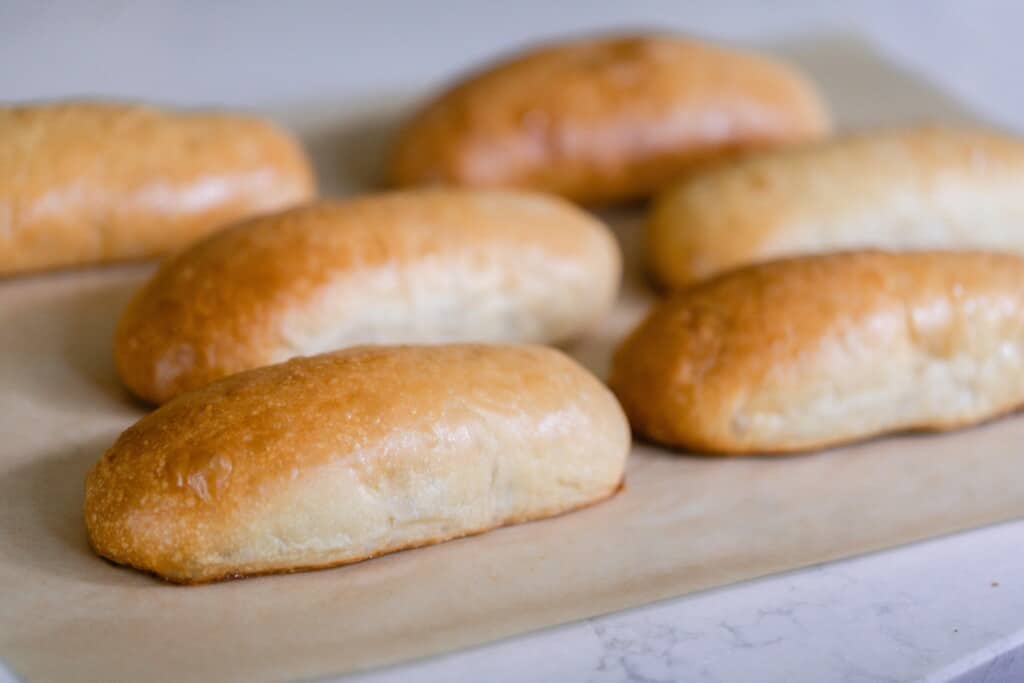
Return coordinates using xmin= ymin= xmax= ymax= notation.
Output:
xmin=2 ymin=37 xmax=1020 ymax=683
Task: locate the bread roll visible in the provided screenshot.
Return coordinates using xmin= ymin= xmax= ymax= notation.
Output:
xmin=646 ymin=126 xmax=1024 ymax=288
xmin=86 ymin=344 xmax=630 ymax=583
xmin=611 ymin=250 xmax=1024 ymax=454
xmin=0 ymin=101 xmax=315 ymax=275
xmin=114 ymin=188 xmax=621 ymax=404
xmin=390 ymin=33 xmax=829 ymax=205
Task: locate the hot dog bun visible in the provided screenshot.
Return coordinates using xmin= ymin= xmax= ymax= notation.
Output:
xmin=612 ymin=250 xmax=1024 ymax=453
xmin=87 ymin=344 xmax=630 ymax=583
xmin=114 ymin=189 xmax=621 ymax=403
xmin=646 ymin=126 xmax=1024 ymax=287
xmin=391 ymin=33 xmax=829 ymax=204
xmin=0 ymin=101 xmax=315 ymax=275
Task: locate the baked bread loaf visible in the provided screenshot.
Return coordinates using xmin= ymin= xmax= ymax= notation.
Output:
xmin=114 ymin=188 xmax=621 ymax=404
xmin=86 ymin=344 xmax=630 ymax=583
xmin=646 ymin=126 xmax=1024 ymax=288
xmin=611 ymin=250 xmax=1024 ymax=454
xmin=0 ymin=101 xmax=315 ymax=275
xmin=390 ymin=33 xmax=830 ymax=205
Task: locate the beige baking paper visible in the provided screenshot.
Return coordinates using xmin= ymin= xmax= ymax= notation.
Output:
xmin=1 ymin=37 xmax=1019 ymax=683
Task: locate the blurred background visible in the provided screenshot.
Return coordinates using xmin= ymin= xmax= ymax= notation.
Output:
xmin=0 ymin=1 xmax=1017 ymax=127
xmin=3 ymin=0 xmax=1016 ymax=199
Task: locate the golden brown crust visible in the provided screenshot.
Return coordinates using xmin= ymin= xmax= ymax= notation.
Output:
xmin=114 ymin=188 xmax=621 ymax=404
xmin=610 ymin=250 xmax=1024 ymax=454
xmin=0 ymin=100 xmax=315 ymax=275
xmin=86 ymin=344 xmax=631 ymax=583
xmin=646 ymin=126 xmax=1024 ymax=288
xmin=390 ymin=32 xmax=830 ymax=205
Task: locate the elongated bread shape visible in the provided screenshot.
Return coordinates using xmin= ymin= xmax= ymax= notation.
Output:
xmin=390 ymin=33 xmax=829 ymax=204
xmin=0 ymin=101 xmax=315 ymax=275
xmin=114 ymin=189 xmax=621 ymax=403
xmin=610 ymin=251 xmax=1024 ymax=454
xmin=646 ymin=126 xmax=1024 ymax=288
xmin=86 ymin=344 xmax=630 ymax=583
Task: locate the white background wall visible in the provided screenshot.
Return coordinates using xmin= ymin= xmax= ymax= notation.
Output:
xmin=1 ymin=1 xmax=1020 ymax=131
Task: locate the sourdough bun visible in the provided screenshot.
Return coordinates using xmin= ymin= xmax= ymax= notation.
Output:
xmin=390 ymin=33 xmax=829 ymax=204
xmin=611 ymin=250 xmax=1024 ymax=453
xmin=86 ymin=344 xmax=630 ymax=583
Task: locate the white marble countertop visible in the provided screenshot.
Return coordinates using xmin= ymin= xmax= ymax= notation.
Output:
xmin=3 ymin=2 xmax=1023 ymax=682
xmin=344 ymin=520 xmax=1024 ymax=683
